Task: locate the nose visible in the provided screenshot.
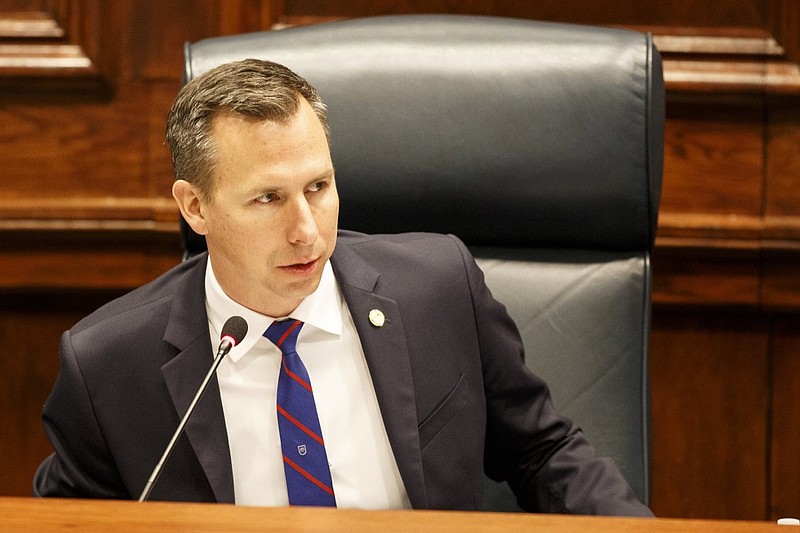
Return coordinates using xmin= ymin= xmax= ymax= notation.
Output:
xmin=286 ymin=196 xmax=319 ymax=245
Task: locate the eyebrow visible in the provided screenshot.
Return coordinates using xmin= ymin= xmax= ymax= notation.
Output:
xmin=245 ymin=169 xmax=335 ymax=196
xmin=305 ymin=168 xmax=335 ymax=186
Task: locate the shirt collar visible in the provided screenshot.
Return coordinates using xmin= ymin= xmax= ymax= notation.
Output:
xmin=205 ymin=256 xmax=342 ymax=363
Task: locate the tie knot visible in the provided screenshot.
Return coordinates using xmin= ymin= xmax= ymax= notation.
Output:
xmin=264 ymin=319 xmax=304 ymax=355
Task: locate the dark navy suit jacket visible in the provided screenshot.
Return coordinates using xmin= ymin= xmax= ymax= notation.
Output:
xmin=34 ymin=230 xmax=651 ymax=516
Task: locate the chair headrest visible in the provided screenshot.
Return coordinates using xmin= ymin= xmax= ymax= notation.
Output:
xmin=184 ymin=15 xmax=664 ymax=251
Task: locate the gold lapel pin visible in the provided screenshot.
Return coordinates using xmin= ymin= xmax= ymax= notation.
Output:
xmin=368 ymin=309 xmax=386 ymax=328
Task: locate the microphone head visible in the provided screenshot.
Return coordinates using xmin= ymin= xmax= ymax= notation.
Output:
xmin=220 ymin=316 xmax=248 ymax=348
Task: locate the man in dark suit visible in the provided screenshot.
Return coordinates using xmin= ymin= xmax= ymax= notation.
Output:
xmin=34 ymin=59 xmax=652 ymax=516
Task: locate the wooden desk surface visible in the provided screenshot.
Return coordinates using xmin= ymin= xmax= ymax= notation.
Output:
xmin=0 ymin=497 xmax=792 ymax=532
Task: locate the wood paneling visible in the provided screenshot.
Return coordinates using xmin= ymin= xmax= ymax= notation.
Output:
xmin=0 ymin=290 xmax=123 ymax=495
xmin=763 ymin=253 xmax=800 ymax=310
xmin=0 ymin=230 xmax=181 ymax=291
xmin=769 ymin=0 xmax=800 ymax=64
xmin=652 ymin=247 xmax=761 ymax=306
xmin=1 ymin=0 xmax=799 ymax=522
xmin=661 ymin=97 xmax=764 ymax=218
xmin=770 ymin=318 xmax=800 ymax=519
xmin=0 ymin=0 xmax=104 ymax=90
xmin=650 ymin=309 xmax=770 ymax=519
xmin=766 ymin=103 xmax=800 ymax=225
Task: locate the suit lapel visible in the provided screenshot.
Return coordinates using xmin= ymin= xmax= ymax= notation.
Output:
xmin=160 ymin=255 xmax=235 ymax=503
xmin=331 ymin=242 xmax=428 ymax=509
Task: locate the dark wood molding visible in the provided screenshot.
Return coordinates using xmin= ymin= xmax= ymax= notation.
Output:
xmin=657 ymin=213 xmax=800 ymax=249
xmin=769 ymin=0 xmax=800 ymax=65
xmin=0 ymin=0 xmax=105 ymax=90
xmin=0 ymin=9 xmax=65 ymax=38
xmin=0 ymin=226 xmax=182 ymax=291
xmin=649 ymin=28 xmax=800 ymax=95
xmin=0 ymin=197 xmax=177 ymax=229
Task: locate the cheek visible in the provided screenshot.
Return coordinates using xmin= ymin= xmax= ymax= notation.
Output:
xmin=221 ymin=208 xmax=263 ymax=234
xmin=322 ymin=197 xmax=340 ymax=232
xmin=212 ymin=213 xmax=256 ymax=250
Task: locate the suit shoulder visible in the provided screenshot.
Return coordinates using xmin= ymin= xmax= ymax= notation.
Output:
xmin=338 ymin=229 xmax=469 ymax=257
xmin=335 ymin=230 xmax=477 ymax=283
xmin=69 ymin=254 xmax=205 ymax=336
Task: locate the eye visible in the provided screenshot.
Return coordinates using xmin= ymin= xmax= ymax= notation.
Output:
xmin=255 ymin=192 xmax=279 ymax=204
xmin=307 ymin=181 xmax=326 ymax=193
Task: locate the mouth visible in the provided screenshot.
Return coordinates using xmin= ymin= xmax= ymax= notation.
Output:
xmin=279 ymin=258 xmax=319 ymax=276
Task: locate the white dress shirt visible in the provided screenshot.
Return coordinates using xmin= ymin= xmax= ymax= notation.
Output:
xmin=205 ymin=257 xmax=411 ymax=509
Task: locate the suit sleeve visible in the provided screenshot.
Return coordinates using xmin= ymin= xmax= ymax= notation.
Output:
xmin=449 ymin=236 xmax=653 ymax=517
xmin=34 ymin=331 xmax=130 ymax=499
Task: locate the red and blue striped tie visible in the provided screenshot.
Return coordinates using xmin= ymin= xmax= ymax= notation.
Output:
xmin=264 ymin=319 xmax=336 ymax=507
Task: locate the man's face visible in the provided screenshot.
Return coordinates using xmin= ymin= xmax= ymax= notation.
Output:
xmin=176 ymin=98 xmax=338 ymax=317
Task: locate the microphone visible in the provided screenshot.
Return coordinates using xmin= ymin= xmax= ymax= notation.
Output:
xmin=216 ymin=316 xmax=248 ymax=357
xmin=138 ymin=316 xmax=248 ymax=502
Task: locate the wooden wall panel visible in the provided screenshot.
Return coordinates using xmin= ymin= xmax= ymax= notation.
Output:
xmin=769 ymin=0 xmax=800 ymax=64
xmin=120 ymin=0 xmax=229 ymax=81
xmin=0 ymin=231 xmax=181 ymax=291
xmin=661 ymin=98 xmax=764 ymax=218
xmin=650 ymin=310 xmax=770 ymax=519
xmin=651 ymin=248 xmax=761 ymax=306
xmin=0 ymin=1 xmax=105 ymax=92
xmin=763 ymin=253 xmax=800 ymax=311
xmin=771 ymin=318 xmax=800 ymax=519
xmin=0 ymin=291 xmax=123 ymax=495
xmin=765 ymin=103 xmax=800 ymax=229
xmin=2 ymin=88 xmax=151 ymax=199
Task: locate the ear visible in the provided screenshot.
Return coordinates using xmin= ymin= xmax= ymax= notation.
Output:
xmin=172 ymin=179 xmax=209 ymax=236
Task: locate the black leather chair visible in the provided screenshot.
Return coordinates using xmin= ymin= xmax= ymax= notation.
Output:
xmin=180 ymin=14 xmax=664 ymax=510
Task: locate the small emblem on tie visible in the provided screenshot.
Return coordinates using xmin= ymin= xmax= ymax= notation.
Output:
xmin=298 ymin=444 xmax=307 ymax=456
xmin=369 ymin=309 xmax=385 ymax=328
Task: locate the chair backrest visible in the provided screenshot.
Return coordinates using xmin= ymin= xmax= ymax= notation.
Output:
xmin=182 ymin=14 xmax=664 ymax=509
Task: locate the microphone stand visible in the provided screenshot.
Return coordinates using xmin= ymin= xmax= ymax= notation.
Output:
xmin=138 ymin=341 xmax=232 ymax=502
